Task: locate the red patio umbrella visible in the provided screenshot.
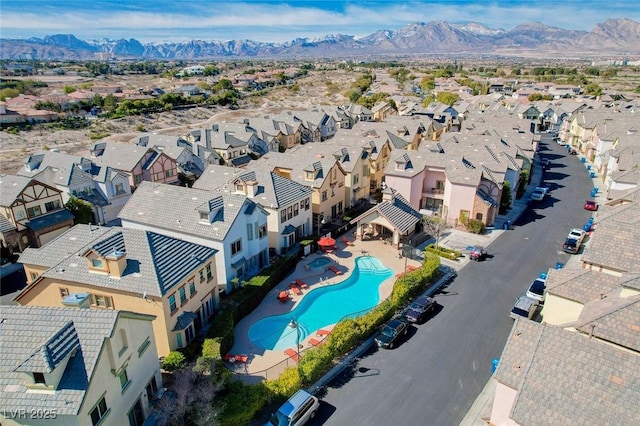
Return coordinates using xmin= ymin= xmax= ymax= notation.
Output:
xmin=317 ymin=236 xmax=336 ymax=248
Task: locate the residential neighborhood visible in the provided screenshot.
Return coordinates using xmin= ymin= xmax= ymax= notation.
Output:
xmin=2 ymin=58 xmax=640 ymax=426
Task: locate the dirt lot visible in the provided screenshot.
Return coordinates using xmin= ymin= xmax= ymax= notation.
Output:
xmin=0 ymin=69 xmax=359 ymax=174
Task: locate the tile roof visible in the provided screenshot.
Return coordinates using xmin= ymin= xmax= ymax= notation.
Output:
xmin=495 ymin=320 xmax=640 ymax=426
xmin=581 ymin=202 xmax=640 ymax=273
xmin=0 ymin=174 xmax=32 ymax=206
xmin=18 ymin=225 xmax=217 ymax=298
xmin=544 ymin=268 xmax=620 ymax=304
xmin=118 ymin=181 xmax=258 ymax=241
xmin=25 ymin=209 xmax=74 ymax=232
xmin=0 ymin=213 xmax=16 ymax=232
xmin=575 ymin=294 xmax=640 ymax=352
xmin=0 ymin=305 xmax=122 ymax=415
xmin=351 ymin=188 xmax=422 ymax=234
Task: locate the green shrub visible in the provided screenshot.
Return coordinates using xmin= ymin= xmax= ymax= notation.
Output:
xmin=424 ymin=244 xmax=461 ymax=260
xmin=465 ymin=219 xmax=485 ymax=234
xmin=162 ymin=351 xmax=186 ymax=372
xmin=217 ymin=381 xmax=269 ymax=426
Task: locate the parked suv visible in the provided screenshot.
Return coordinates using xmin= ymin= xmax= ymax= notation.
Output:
xmin=510 ymin=296 xmax=539 ymax=320
xmin=404 ymin=295 xmax=437 ymax=323
xmin=267 ymin=389 xmax=320 ymax=426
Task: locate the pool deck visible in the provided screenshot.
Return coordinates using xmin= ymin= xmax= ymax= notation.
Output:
xmin=227 ymin=237 xmax=421 ymax=378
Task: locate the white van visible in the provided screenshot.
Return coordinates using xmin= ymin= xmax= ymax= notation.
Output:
xmin=267 ymin=389 xmax=320 ymax=426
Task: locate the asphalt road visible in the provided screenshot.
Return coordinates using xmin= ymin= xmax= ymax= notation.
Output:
xmin=310 ymin=134 xmax=595 ymax=426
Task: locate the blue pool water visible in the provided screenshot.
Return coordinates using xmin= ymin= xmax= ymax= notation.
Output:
xmin=307 ymin=257 xmax=331 ymax=268
xmin=248 ymin=256 xmax=392 ymax=350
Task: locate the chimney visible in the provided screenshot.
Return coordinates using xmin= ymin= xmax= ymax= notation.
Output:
xmin=246 ymin=180 xmax=258 ymax=198
xmin=61 ymin=292 xmax=91 ymax=309
xmin=105 ymin=250 xmax=127 ymax=278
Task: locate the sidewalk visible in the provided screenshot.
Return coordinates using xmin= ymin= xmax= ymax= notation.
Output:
xmin=457 ymin=148 xmax=605 ymax=426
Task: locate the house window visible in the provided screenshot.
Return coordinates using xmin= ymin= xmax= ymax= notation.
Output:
xmin=236 ymin=184 xmax=244 ymax=192
xmin=93 ymin=294 xmax=112 ymax=308
xmin=27 ymin=206 xmax=42 ymax=218
xmin=179 ymin=286 xmax=187 ymax=305
xmin=287 ymin=206 xmax=293 ymax=220
xmin=395 ymin=163 xmax=405 ymax=171
xmin=30 ymin=272 xmax=39 ymax=281
xmin=165 ymin=169 xmax=174 ymax=178
xmin=280 ymin=209 xmax=287 ymax=223
xmin=33 ymin=372 xmax=46 ymax=384
xmin=321 ymin=190 xmax=328 ymax=201
xmin=115 ymin=183 xmax=125 ymax=195
xmin=206 ymin=264 xmax=212 ymax=280
xmin=231 ymin=239 xmax=242 ymax=255
xmin=353 ymin=174 xmax=359 ymax=185
xmin=189 ymin=281 xmax=196 ymax=297
xmin=258 ymin=224 xmax=267 ymax=238
xmin=90 ymin=396 xmax=109 ymax=426
xmin=247 ymin=223 xmax=254 ymax=240
xmin=199 ymin=212 xmax=210 ymax=223
xmin=293 ymin=203 xmax=299 ymax=217
xmin=45 ymin=200 xmax=61 ymax=211
xmin=59 ymin=288 xmax=69 ymax=298
xmin=134 ymin=175 xmax=143 ymax=184
xmin=363 ymin=165 xmax=370 ymax=177
xmin=176 ymin=333 xmax=183 ymax=348
xmin=338 ymin=202 xmax=343 ymax=214
xmin=15 ymin=210 xmax=25 ymax=220
xmin=305 ymin=171 xmax=314 ymax=180
xmin=304 ymin=198 xmax=310 ymax=210
xmin=435 ymin=180 xmax=445 ymax=190
xmin=199 ymin=269 xmax=205 ymax=283
xmin=137 ymin=337 xmax=151 ymax=357
xmin=168 ymin=294 xmax=177 ymax=313
xmin=92 ymin=259 xmax=104 ymax=268
xmin=118 ymin=368 xmax=131 ymax=392
xmin=185 ymin=324 xmax=195 ymax=344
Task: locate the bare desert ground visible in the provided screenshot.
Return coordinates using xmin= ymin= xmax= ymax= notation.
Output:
xmin=0 ymin=69 xmax=359 ymax=174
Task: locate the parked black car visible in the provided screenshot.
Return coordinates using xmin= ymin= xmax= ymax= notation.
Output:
xmin=404 ymin=296 xmax=437 ymax=323
xmin=562 ymin=238 xmax=580 ymax=254
xmin=374 ymin=318 xmax=409 ymax=349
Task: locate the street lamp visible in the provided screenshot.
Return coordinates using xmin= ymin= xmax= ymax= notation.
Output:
xmin=288 ymin=318 xmax=301 ymax=370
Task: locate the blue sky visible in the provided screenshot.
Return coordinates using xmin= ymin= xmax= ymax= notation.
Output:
xmin=1 ymin=0 xmax=639 ymax=43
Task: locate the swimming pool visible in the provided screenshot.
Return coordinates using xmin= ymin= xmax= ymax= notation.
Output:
xmin=248 ymin=256 xmax=393 ymax=350
xmin=307 ymin=257 xmax=331 ymax=269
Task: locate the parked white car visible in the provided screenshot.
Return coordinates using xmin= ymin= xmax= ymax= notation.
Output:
xmin=530 ymin=186 xmax=548 ymax=201
xmin=568 ymin=228 xmax=586 ymax=245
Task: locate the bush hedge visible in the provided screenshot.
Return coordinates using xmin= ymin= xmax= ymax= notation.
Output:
xmin=465 ymin=219 xmax=486 ymax=234
xmin=213 ymin=251 xmax=442 ymax=425
xmin=424 ymin=243 xmax=461 ymax=260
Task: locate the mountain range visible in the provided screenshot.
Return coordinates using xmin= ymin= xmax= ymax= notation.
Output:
xmin=2 ymin=18 xmax=639 ymax=60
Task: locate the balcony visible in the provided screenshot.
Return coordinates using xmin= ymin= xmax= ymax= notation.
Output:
xmin=423 ymin=188 xmax=445 ymax=199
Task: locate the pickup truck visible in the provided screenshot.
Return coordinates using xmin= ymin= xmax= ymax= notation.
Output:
xmin=530 ymin=186 xmax=548 ymax=201
xmin=568 ymin=228 xmax=586 ymax=244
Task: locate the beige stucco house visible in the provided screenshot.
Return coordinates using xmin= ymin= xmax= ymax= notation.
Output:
xmin=0 ymin=305 xmax=162 ymax=426
xmin=15 ymin=225 xmax=219 ymax=356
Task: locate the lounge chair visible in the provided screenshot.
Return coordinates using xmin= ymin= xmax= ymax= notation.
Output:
xmin=285 ymin=348 xmax=300 ymax=362
xmin=277 ymin=290 xmax=290 ymax=302
xmin=316 ymin=329 xmax=331 ymax=337
xmin=328 ymin=265 xmax=343 ymax=275
xmin=289 ymin=283 xmax=302 ymax=295
xmin=295 ymin=279 xmax=308 ymax=289
xmin=308 ymin=338 xmax=323 ymax=347
xmin=224 ymin=354 xmax=249 ymax=363
xmin=342 ymin=236 xmax=354 ymax=246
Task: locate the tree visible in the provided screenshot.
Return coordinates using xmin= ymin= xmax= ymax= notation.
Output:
xmin=436 ymin=91 xmax=459 ymax=106
xmin=422 ymin=216 xmax=451 ymax=249
xmin=65 ymin=197 xmax=93 ymax=224
xmin=500 ymin=181 xmax=512 ymax=214
xmin=162 ymin=351 xmax=186 ymax=372
xmin=584 ymin=83 xmax=603 ymax=96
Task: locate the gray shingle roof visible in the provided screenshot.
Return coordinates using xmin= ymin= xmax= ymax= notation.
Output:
xmin=0 ymin=213 xmax=16 ymax=232
xmin=118 ymin=181 xmax=256 ymax=241
xmin=544 ymin=268 xmax=620 ymax=304
xmin=351 ymin=188 xmax=422 ymax=234
xmin=0 ymin=174 xmax=32 ymax=207
xmin=495 ymin=320 xmax=640 ymax=426
xmin=92 ymin=142 xmax=153 ymax=172
xmin=0 ymin=305 xmax=122 ymax=415
xmin=18 ymin=225 xmax=217 ymax=298
xmin=575 ymin=294 xmax=640 ymax=352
